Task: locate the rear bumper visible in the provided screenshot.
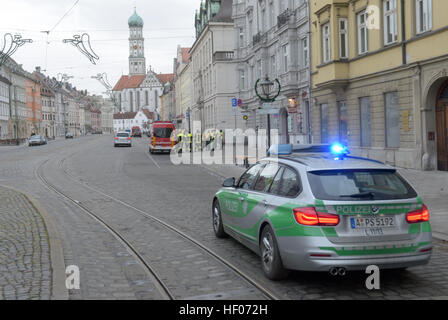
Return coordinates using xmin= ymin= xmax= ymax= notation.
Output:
xmin=115 ymin=141 xmax=131 ymax=146
xmin=150 ymin=145 xmax=172 ymax=151
xmin=277 ymin=233 xmax=432 ymax=272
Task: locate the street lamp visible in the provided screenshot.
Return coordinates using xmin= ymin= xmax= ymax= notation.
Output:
xmin=255 ymin=75 xmax=281 ymax=147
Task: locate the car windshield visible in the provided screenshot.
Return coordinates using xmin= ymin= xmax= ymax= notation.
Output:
xmin=153 ymin=127 xmax=173 ymax=138
xmin=30 ymin=136 xmax=40 ymax=140
xmin=307 ymin=169 xmax=417 ymax=201
xmin=117 ymin=133 xmax=129 ymax=137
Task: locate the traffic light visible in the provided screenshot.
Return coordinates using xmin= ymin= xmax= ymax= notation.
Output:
xmin=243 ymin=115 xmax=248 ymax=121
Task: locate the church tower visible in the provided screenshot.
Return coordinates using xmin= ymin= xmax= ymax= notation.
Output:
xmin=128 ymin=8 xmax=146 ymax=75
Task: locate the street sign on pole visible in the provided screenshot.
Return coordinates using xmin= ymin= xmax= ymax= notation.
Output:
xmin=232 ymin=98 xmax=238 ymax=107
xmin=258 ymin=108 xmax=280 ymax=115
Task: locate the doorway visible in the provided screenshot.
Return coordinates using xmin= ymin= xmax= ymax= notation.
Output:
xmin=436 ymin=81 xmax=448 ymax=170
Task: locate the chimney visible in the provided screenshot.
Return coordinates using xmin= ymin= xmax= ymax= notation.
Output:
xmin=35 ymin=66 xmax=41 ymax=73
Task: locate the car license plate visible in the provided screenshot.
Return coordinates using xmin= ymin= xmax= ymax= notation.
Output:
xmin=350 ymin=216 xmax=395 ymax=229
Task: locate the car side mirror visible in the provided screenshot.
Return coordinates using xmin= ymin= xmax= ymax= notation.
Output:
xmin=223 ymin=177 xmax=235 ymax=188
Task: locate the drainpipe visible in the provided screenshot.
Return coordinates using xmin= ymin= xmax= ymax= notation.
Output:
xmin=401 ymin=0 xmax=406 ymax=65
xmin=307 ymin=0 xmax=313 ymax=144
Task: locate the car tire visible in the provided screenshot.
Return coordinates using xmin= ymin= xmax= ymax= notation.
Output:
xmin=212 ymin=200 xmax=227 ymax=238
xmin=260 ymin=225 xmax=290 ymax=280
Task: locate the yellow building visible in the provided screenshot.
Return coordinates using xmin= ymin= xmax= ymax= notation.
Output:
xmin=310 ymin=0 xmax=448 ymax=170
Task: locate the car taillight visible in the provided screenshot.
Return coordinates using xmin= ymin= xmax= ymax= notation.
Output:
xmin=114 ymin=137 xmax=118 ymax=140
xmin=406 ymin=204 xmax=430 ymax=224
xmin=293 ymin=207 xmax=339 ymax=226
xmin=127 ymin=137 xmax=131 ymax=140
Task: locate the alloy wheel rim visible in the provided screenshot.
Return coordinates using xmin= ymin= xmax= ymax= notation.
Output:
xmin=262 ymin=232 xmax=273 ymax=270
xmin=213 ymin=206 xmax=220 ymax=232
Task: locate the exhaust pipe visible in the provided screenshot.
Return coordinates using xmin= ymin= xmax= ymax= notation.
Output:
xmin=329 ymin=267 xmax=339 ymax=276
xmin=329 ymin=267 xmax=347 ymax=276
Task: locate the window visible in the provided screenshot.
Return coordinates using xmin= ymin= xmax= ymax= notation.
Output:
xmin=320 ymin=103 xmax=329 ymax=144
xmin=384 ymin=0 xmax=398 ymax=44
xmin=322 ymin=23 xmax=331 ymax=63
xmin=338 ymin=101 xmax=348 ymax=145
xmin=360 ymin=97 xmax=371 ymax=147
xmin=239 ymin=70 xmax=246 ymax=89
xmin=282 ymin=44 xmax=289 ymax=72
xmin=269 ymin=2 xmax=275 ymax=28
xmin=271 ymin=54 xmax=276 ymax=75
xmin=339 ymin=18 xmax=348 ymax=58
xmin=307 ymin=169 xmax=417 ymax=201
xmin=270 ymin=167 xmax=301 ymax=197
xmin=358 ymin=11 xmax=368 ymax=54
xmin=385 ymin=92 xmax=400 ymax=148
xmin=302 ymin=37 xmax=309 ymax=67
xmin=257 ymin=60 xmax=262 ymax=79
xmin=238 ymin=27 xmax=244 ymax=48
xmin=237 ymin=163 xmax=264 ymax=190
xmin=416 ymin=0 xmax=432 ymax=34
xmin=253 ymin=163 xmax=280 ymax=192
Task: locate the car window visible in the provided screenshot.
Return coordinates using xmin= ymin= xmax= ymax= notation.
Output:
xmin=237 ymin=163 xmax=265 ymax=190
xmin=307 ymin=169 xmax=418 ymax=201
xmin=271 ymin=167 xmax=301 ymax=197
xmin=253 ymin=163 xmax=280 ymax=193
xmin=154 ymin=127 xmax=173 ymax=138
xmin=117 ymin=133 xmax=129 ymax=137
xmin=268 ymin=167 xmax=284 ymax=195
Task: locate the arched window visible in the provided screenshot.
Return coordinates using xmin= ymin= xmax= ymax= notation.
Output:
xmin=439 ymin=82 xmax=448 ymax=100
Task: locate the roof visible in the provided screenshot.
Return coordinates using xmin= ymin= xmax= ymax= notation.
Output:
xmin=274 ymin=154 xmax=391 ymax=171
xmin=156 ymin=73 xmax=174 ymax=85
xmin=142 ymin=109 xmax=154 ymax=120
xmin=181 ymin=48 xmax=191 ymax=63
xmin=211 ymin=0 xmax=233 ymax=23
xmin=128 ymin=9 xmax=144 ymax=27
xmin=113 ymin=75 xmax=145 ymax=91
xmin=113 ymin=112 xmax=137 ymax=120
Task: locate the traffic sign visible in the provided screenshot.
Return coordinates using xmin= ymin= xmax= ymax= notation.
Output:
xmin=258 ymin=108 xmax=279 ymax=115
xmin=186 ymin=112 xmax=190 ymax=119
xmin=232 ymin=98 xmax=238 ymax=107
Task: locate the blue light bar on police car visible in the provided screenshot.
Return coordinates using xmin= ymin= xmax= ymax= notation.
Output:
xmin=268 ymin=144 xmax=293 ymax=156
xmin=330 ymin=143 xmax=350 ymax=156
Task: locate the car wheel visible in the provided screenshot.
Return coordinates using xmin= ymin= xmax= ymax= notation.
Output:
xmin=260 ymin=225 xmax=289 ymax=280
xmin=212 ymin=200 xmax=227 ymax=238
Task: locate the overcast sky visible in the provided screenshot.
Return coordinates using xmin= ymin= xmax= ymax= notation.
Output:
xmin=0 ymin=0 xmax=199 ymax=96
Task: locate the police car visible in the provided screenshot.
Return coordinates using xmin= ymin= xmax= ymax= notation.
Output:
xmin=212 ymin=144 xmax=432 ymax=280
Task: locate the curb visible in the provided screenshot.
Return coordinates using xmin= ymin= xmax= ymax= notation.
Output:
xmin=0 ymin=185 xmax=69 ymax=300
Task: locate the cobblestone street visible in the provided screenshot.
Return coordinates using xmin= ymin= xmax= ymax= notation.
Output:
xmin=0 ymin=186 xmax=51 ymax=299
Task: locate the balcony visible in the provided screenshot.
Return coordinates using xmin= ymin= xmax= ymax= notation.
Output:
xmin=252 ymin=32 xmax=267 ymax=46
xmin=212 ymin=51 xmax=234 ymax=62
xmin=277 ymin=9 xmax=293 ymax=29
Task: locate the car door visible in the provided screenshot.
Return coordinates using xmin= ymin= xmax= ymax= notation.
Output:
xmin=219 ymin=163 xmax=265 ymax=234
xmin=241 ymin=163 xmax=282 ymax=240
xmin=263 ymin=166 xmax=303 ymax=235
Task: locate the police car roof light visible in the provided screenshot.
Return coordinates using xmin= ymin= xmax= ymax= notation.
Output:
xmin=268 ymin=144 xmax=293 ymax=156
xmin=330 ymin=143 xmax=349 ymax=155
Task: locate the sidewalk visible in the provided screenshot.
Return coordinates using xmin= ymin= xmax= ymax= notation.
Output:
xmin=0 ymin=186 xmax=66 ymax=299
xmin=200 ymin=162 xmax=448 ymax=242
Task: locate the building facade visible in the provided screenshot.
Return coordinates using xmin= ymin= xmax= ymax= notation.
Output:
xmin=174 ymin=47 xmax=192 ymax=130
xmin=310 ymin=0 xmax=448 ymax=170
xmin=191 ymin=0 xmax=243 ymax=131
xmin=0 ymin=74 xmax=10 ymax=141
xmin=233 ymin=0 xmax=311 ymax=143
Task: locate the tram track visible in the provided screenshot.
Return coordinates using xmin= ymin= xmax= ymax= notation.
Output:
xmin=56 ymin=152 xmax=282 ymax=300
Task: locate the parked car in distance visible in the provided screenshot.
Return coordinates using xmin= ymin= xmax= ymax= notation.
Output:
xmin=114 ymin=131 xmax=132 ymax=147
xmin=28 ymin=135 xmax=47 ymax=146
xmin=65 ymin=132 xmax=74 ymax=139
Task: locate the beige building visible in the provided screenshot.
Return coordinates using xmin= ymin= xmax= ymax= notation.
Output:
xmin=175 ymin=47 xmax=192 ymax=130
xmin=310 ymin=0 xmax=448 ymax=170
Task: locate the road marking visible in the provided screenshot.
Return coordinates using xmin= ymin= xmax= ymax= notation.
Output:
xmin=145 ymin=152 xmax=161 ymax=169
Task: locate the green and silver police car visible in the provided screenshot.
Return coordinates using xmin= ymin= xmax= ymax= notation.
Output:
xmin=212 ymin=144 xmax=432 ymax=280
